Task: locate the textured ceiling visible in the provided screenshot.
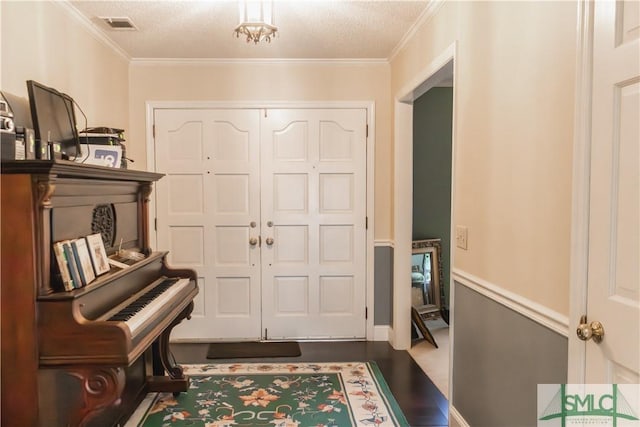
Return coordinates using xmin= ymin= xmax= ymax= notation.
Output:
xmin=68 ymin=0 xmax=430 ymax=60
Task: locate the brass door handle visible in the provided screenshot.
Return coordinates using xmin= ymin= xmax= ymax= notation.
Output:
xmin=249 ymin=237 xmax=258 ymax=246
xmin=265 ymin=237 xmax=274 ymax=246
xmin=576 ymin=315 xmax=604 ymax=343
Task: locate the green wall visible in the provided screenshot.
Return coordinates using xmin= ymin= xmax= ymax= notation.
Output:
xmin=412 ymin=87 xmax=453 ymax=308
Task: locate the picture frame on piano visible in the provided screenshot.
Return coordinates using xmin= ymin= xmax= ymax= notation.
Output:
xmin=86 ymin=233 xmax=110 ymax=276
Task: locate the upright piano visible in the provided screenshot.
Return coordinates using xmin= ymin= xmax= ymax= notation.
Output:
xmin=1 ymin=161 xmax=198 ymax=426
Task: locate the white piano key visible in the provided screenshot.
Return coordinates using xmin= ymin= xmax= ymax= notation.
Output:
xmin=122 ymin=278 xmax=191 ymax=336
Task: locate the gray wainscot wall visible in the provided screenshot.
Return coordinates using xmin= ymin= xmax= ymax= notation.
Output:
xmin=452 ymin=282 xmax=568 ymax=426
xmin=374 ymin=245 xmax=393 ymax=326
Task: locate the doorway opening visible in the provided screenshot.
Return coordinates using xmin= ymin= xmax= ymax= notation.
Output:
xmin=393 ymin=51 xmax=455 ymax=349
xmin=411 ymin=83 xmax=453 ymax=319
xmin=392 ymin=44 xmax=456 ymax=398
xmin=409 ymin=71 xmax=454 ymax=398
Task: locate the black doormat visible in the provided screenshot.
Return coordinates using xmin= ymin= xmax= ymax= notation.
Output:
xmin=206 ymin=341 xmax=301 ymax=359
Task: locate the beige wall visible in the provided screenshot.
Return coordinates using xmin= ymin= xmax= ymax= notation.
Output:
xmin=129 ymin=62 xmax=393 ymax=240
xmin=0 ymin=1 xmax=129 ymax=135
xmin=1 ymin=0 xmax=577 ymax=314
xmin=1 ymin=0 xmax=394 ymax=243
xmin=392 ymin=1 xmax=577 ymax=315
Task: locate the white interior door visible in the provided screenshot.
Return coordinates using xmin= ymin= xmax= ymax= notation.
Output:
xmin=154 ymin=109 xmax=262 ymax=340
xmin=260 ymin=109 xmax=367 ymax=339
xmin=585 ymin=0 xmax=639 ymax=383
xmin=153 ymin=107 xmax=368 ymax=341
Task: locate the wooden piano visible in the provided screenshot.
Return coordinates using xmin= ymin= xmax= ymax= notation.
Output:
xmin=1 ymin=161 xmax=199 ymax=426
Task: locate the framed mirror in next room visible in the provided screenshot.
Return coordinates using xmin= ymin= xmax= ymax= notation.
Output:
xmin=411 ymin=238 xmax=444 ymax=320
xmin=410 ymin=238 xmax=447 ymax=347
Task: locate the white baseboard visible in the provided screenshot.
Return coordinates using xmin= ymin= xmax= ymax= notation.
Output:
xmin=449 ymin=405 xmax=470 ymax=427
xmin=387 ymin=326 xmax=397 ymax=348
xmin=373 ymin=325 xmax=390 ymax=341
xmin=452 ymin=269 xmax=570 ymax=337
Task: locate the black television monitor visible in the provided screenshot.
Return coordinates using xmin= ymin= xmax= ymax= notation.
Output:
xmin=26 ymin=80 xmax=81 ymax=160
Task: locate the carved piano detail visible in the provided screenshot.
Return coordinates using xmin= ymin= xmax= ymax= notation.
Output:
xmin=1 ymin=161 xmax=198 ymax=427
xmin=68 ymin=367 xmax=126 ymax=427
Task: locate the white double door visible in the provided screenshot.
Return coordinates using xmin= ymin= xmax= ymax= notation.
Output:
xmin=153 ymin=108 xmax=367 ymax=341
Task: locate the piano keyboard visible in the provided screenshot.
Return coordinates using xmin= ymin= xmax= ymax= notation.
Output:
xmin=108 ymin=277 xmax=191 ymax=336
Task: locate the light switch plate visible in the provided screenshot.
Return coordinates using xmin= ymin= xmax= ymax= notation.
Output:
xmin=456 ymin=226 xmax=468 ymax=250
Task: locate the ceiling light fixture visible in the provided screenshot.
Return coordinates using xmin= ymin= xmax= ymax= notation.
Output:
xmin=234 ymin=0 xmax=278 ymax=44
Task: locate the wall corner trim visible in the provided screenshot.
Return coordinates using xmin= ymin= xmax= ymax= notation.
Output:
xmin=452 ymin=269 xmax=570 ymax=337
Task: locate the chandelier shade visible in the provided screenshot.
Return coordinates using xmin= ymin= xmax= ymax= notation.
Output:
xmin=234 ymin=0 xmax=278 ymax=44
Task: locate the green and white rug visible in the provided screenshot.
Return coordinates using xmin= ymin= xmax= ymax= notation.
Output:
xmin=129 ymin=362 xmax=409 ymax=427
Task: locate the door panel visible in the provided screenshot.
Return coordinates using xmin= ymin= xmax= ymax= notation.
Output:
xmin=274 ymin=123 xmax=308 ymax=160
xmin=586 ymin=0 xmax=639 ymax=382
xmin=273 ymin=173 xmax=308 ymax=212
xmin=155 ymin=109 xmax=261 ymax=340
xmin=261 ymin=109 xmax=367 ymax=339
xmin=273 ymin=225 xmax=308 ymax=263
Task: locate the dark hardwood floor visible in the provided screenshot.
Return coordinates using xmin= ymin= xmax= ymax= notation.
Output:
xmin=170 ymin=341 xmax=448 ymax=427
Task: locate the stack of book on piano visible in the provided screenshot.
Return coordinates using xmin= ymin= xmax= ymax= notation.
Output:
xmin=52 ymin=233 xmax=110 ymax=291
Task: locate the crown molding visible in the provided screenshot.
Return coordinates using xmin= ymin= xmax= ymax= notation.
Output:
xmin=130 ymin=57 xmax=390 ymax=66
xmin=54 ymin=0 xmax=131 ymax=62
xmin=388 ymin=0 xmax=445 ymax=63
xmin=52 ymin=0 xmax=434 ymax=66
xmin=54 ymin=0 xmax=437 ymax=66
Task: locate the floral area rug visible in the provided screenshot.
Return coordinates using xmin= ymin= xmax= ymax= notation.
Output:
xmin=132 ymin=362 xmax=409 ymax=427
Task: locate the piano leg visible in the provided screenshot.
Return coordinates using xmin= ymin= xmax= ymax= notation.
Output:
xmin=147 ymin=301 xmax=194 ymax=394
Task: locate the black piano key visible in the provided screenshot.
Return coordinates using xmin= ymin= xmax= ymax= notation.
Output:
xmin=108 ymin=278 xmax=180 ymax=322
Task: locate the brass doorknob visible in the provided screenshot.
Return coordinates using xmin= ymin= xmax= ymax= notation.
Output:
xmin=265 ymin=237 xmax=274 ymax=246
xmin=249 ymin=237 xmax=258 ymax=246
xmin=576 ymin=315 xmax=604 ymax=343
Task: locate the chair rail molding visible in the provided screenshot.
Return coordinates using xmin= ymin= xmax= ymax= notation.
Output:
xmin=374 ymin=239 xmax=394 ymax=248
xmin=452 ymin=269 xmax=570 ymax=337
xmin=449 ymin=405 xmax=471 ymax=427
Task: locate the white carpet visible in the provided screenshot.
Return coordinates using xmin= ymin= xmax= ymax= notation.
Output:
xmin=409 ymin=319 xmax=449 ymax=398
